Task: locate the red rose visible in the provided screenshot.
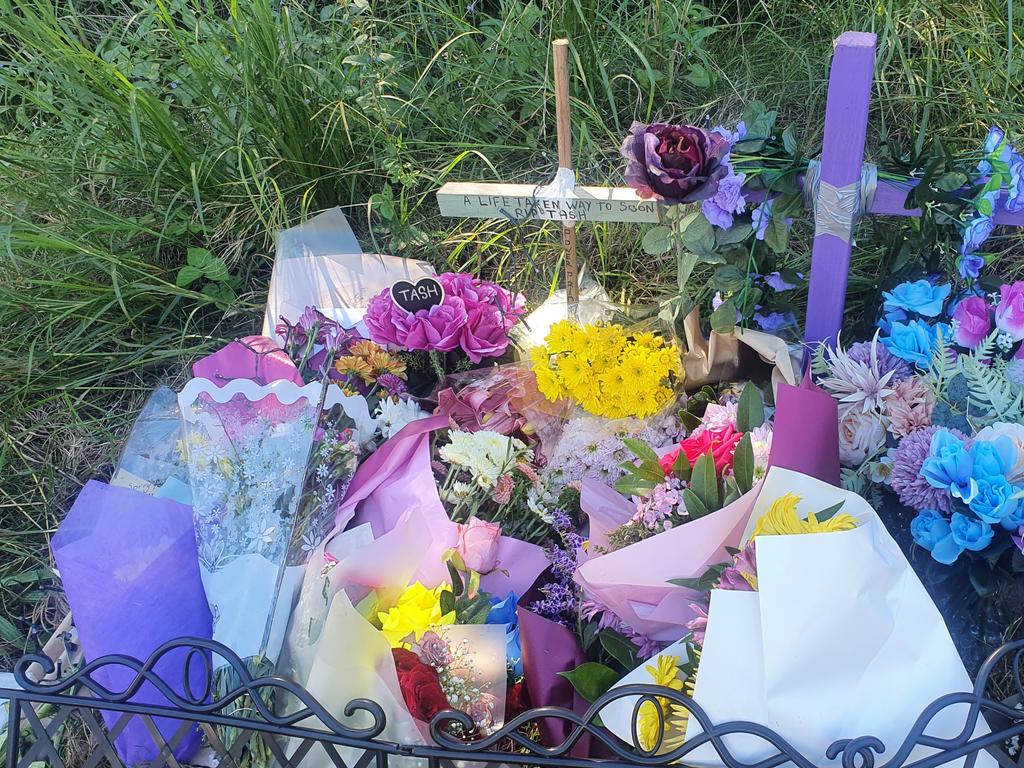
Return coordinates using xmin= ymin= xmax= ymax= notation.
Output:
xmin=392 ymin=650 xmax=450 ymax=722
xmin=660 ymin=425 xmax=743 ymax=475
xmin=504 ymin=680 xmax=530 ymax=720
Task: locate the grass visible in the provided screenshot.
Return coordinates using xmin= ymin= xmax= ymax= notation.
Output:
xmin=0 ymin=0 xmax=1022 ymax=663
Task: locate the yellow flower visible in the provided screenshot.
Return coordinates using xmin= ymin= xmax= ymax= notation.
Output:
xmin=335 ymin=354 xmax=373 ymax=381
xmin=546 ymin=320 xmax=584 ymax=352
xmin=348 ymin=339 xmax=381 ymax=358
xmin=377 ymin=582 xmax=456 ymax=648
xmin=368 ymin=349 xmax=407 ymax=379
xmin=556 ymin=355 xmax=590 ymax=390
xmin=533 ymin=364 xmax=564 ymax=401
xmin=635 ymin=654 xmax=695 ymax=753
xmin=752 ymin=493 xmax=858 ymax=538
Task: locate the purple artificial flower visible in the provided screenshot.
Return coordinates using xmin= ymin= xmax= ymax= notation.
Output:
xmin=712 ymin=122 xmax=747 ymax=145
xmin=753 ymin=310 xmax=796 ymax=333
xmin=958 ymin=253 xmax=986 ymax=280
xmin=960 ymin=215 xmax=995 ymax=258
xmin=890 ymin=425 xmax=969 ymax=513
xmin=846 ymin=340 xmax=913 ymax=382
xmin=376 ymin=373 xmax=407 ymax=396
xmin=978 ymin=126 xmax=1012 ymax=174
xmin=685 ymin=601 xmax=709 ymax=646
xmin=1008 ymin=153 xmax=1024 ymax=214
xmin=752 ymin=198 xmax=773 ymax=240
xmin=701 ymin=169 xmax=747 ymax=229
xmin=764 ymin=271 xmax=799 ymax=292
xmin=620 ymin=121 xmax=733 ymax=203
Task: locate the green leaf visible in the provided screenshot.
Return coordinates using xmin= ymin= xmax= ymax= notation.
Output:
xmin=683 ymin=487 xmax=710 ymax=519
xmin=447 ymin=561 xmax=464 ymax=597
xmin=681 ymin=212 xmax=715 ymax=254
xmin=619 ymin=458 xmax=665 ymax=484
xmin=935 ymin=171 xmax=968 ymax=193
xmin=582 ymin=618 xmax=602 ymax=651
xmin=732 ymin=433 xmax=754 ymax=494
xmin=558 ymin=662 xmax=620 ymax=703
xmin=683 ymin=63 xmax=711 ymax=88
xmin=782 ymin=124 xmax=799 ymax=155
xmin=712 ymin=265 xmax=745 ymax=293
xmin=439 ymin=589 xmax=456 ymax=615
xmin=710 ymin=298 xmax=737 ymax=334
xmin=615 ymin=473 xmax=658 ymax=497
xmin=691 ymin=451 xmax=719 ymax=511
xmin=736 ymin=383 xmax=765 ymax=432
xmin=672 ymin=449 xmax=692 ymax=481
xmin=764 ymin=213 xmax=790 ymax=254
xmin=186 ymin=247 xmax=214 ymax=269
xmin=599 ymin=629 xmax=641 ymax=670
xmin=201 ymin=256 xmax=230 ymax=283
xmin=814 ymin=501 xmax=846 ymax=522
xmin=641 ymin=225 xmax=673 ymax=255
xmin=716 ymin=223 xmax=751 ymax=246
xmin=623 ymin=437 xmax=660 ymax=464
xmin=968 ymin=557 xmax=997 ymax=598
xmin=176 ymin=265 xmax=203 ymax=288
xmin=0 ymin=614 xmax=23 ymax=645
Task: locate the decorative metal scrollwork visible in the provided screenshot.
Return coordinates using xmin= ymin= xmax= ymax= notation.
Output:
xmin=4 ymin=637 xmax=1024 ymax=768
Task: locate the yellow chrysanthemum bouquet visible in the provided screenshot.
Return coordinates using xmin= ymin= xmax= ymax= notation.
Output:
xmin=529 ymin=320 xmax=681 ymax=420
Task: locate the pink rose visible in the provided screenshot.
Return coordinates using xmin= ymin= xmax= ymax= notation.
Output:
xmin=838 ymin=411 xmax=887 ymax=467
xmin=454 ymin=516 xmax=501 ymax=573
xmin=995 ymin=282 xmax=1024 ymax=341
xmin=953 ymin=296 xmax=992 ymax=348
xmin=364 ymin=288 xmax=467 ymax=352
xmin=460 ymin=304 xmax=512 ymax=363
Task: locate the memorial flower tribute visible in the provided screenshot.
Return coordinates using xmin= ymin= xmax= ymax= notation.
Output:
xmin=38 ymin=114 xmax=1024 ymax=768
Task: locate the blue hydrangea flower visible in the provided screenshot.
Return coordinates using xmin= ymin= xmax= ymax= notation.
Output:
xmin=881 ymin=319 xmax=938 ymax=367
xmin=882 ymin=280 xmax=950 ymax=318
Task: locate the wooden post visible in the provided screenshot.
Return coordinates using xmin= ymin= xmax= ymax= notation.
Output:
xmin=552 ymin=39 xmax=580 ymax=314
xmin=803 ymin=32 xmax=877 ymax=348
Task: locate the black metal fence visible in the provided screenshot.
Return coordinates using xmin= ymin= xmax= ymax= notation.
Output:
xmin=5 ymin=637 xmax=1024 ymax=768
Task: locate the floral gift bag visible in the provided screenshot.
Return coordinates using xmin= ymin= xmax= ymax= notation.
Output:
xmin=177 ymin=377 xmax=320 ymax=674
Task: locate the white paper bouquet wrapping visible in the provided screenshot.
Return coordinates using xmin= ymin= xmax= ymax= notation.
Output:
xmin=603 ymin=467 xmax=994 ymax=768
xmin=263 ymin=207 xmax=434 ymax=339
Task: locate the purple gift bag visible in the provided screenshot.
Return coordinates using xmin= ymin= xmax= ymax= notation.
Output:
xmin=53 ymin=481 xmax=213 ymax=765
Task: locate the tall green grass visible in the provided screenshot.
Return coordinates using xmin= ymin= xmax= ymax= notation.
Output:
xmin=1 ymin=0 xmax=1021 ymax=660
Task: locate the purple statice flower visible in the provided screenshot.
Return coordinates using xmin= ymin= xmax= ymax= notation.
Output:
xmin=376 ymin=373 xmax=407 ymax=397
xmin=846 ymin=339 xmax=913 ymax=383
xmin=701 ymin=168 xmax=747 ymax=229
xmin=753 ymin=310 xmax=796 ymax=333
xmin=890 ymin=425 xmax=969 ymax=513
xmin=764 ymin=271 xmax=800 ymax=292
xmin=531 ymin=507 xmax=582 ymax=626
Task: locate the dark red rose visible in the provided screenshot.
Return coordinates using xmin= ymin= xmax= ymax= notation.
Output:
xmin=620 ymin=122 xmax=732 ymax=203
xmin=392 ymin=648 xmax=421 ymax=674
xmin=393 ymin=651 xmax=450 ymax=722
xmin=504 ymin=680 xmax=530 ymax=720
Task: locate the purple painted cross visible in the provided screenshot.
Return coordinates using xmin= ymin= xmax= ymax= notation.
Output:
xmin=805 ymin=31 xmax=1024 ymax=346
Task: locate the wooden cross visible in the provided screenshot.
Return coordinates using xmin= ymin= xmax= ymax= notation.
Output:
xmin=435 ymin=32 xmax=1024 ymax=345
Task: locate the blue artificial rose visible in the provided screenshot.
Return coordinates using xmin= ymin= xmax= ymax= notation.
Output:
xmin=978 ymin=126 xmax=1012 ymax=174
xmin=958 ymin=254 xmax=986 ymax=281
xmin=485 ymin=591 xmax=522 ymax=677
xmin=960 ymin=215 xmax=996 ymax=258
xmin=950 ymin=512 xmax=994 ymax=553
xmin=910 ymin=509 xmax=952 ymax=551
xmin=968 ymin=475 xmax=1018 ymax=524
xmin=971 ymin=437 xmax=1017 ymax=479
xmin=881 ymin=320 xmax=937 ymax=367
xmin=921 ymin=429 xmax=978 ymax=503
xmin=882 ymin=280 xmax=951 ymax=318
xmin=1008 ymin=153 xmax=1024 ymax=214
xmin=1000 ymin=495 xmax=1024 ymax=531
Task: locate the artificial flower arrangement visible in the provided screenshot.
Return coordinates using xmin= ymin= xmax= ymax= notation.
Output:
xmin=364 ymin=272 xmax=527 ymax=389
xmin=530 ymin=320 xmax=680 ymax=419
xmin=622 ymin=114 xmax=1024 ymax=338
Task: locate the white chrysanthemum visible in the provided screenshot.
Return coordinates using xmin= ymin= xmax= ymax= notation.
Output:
xmin=375 ymin=397 xmax=428 ymax=439
xmin=818 ymin=332 xmax=896 ymax=416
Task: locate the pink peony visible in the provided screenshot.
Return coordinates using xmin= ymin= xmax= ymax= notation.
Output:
xmin=883 ymin=377 xmax=935 ymax=438
xmin=995 ymin=282 xmax=1024 ymax=341
xmin=838 ymin=411 xmax=887 ymax=467
xmin=454 ymin=516 xmax=501 ymax=573
xmin=953 ymin=296 xmax=992 ymax=348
